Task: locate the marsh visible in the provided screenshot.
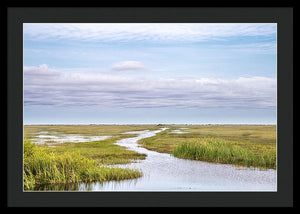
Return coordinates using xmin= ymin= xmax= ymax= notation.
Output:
xmin=24 ymin=125 xmax=277 ymax=191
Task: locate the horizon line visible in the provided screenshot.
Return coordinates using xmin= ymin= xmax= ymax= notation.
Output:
xmin=23 ymin=123 xmax=276 ymax=126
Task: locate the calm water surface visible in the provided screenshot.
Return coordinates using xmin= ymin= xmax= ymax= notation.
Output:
xmin=35 ymin=128 xmax=277 ymax=191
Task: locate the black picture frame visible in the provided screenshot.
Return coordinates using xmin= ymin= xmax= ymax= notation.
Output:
xmin=7 ymin=6 xmax=293 ymax=207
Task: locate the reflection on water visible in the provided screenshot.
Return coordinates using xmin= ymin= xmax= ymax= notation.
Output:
xmin=34 ymin=182 xmax=83 ymax=191
xmin=34 ymin=128 xmax=277 ymax=191
xmin=34 ymin=179 xmax=141 ymax=191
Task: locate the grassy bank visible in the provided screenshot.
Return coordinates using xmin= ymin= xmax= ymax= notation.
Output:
xmin=44 ymin=136 xmax=147 ymax=165
xmin=24 ymin=125 xmax=157 ymax=190
xmin=173 ymin=138 xmax=276 ymax=169
xmin=138 ymin=125 xmax=276 ymax=169
xmin=23 ymin=140 xmax=142 ymax=190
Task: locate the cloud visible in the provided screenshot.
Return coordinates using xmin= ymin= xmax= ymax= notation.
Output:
xmin=111 ymin=61 xmax=148 ymax=71
xmin=23 ymin=23 xmax=276 ymax=42
xmin=23 ymin=65 xmax=276 ymax=110
xmin=23 ymin=64 xmax=60 ymax=79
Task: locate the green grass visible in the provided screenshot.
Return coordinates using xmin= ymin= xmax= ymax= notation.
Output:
xmin=23 ymin=140 xmax=142 ymax=190
xmin=46 ymin=136 xmax=146 ymax=165
xmin=173 ymin=138 xmax=276 ymax=169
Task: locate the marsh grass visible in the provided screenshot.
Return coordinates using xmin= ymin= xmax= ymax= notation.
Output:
xmin=23 ymin=125 xmax=156 ymax=190
xmin=46 ymin=136 xmax=146 ymax=165
xmin=23 ymin=140 xmax=142 ymax=190
xmin=173 ymin=138 xmax=276 ymax=169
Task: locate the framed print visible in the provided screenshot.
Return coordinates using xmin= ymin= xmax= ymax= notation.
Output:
xmin=7 ymin=6 xmax=293 ymax=207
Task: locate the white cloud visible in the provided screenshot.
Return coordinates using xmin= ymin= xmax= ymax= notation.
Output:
xmin=111 ymin=61 xmax=148 ymax=71
xmin=23 ymin=23 xmax=276 ymax=42
xmin=23 ymin=65 xmax=276 ymax=109
xmin=23 ymin=64 xmax=60 ymax=84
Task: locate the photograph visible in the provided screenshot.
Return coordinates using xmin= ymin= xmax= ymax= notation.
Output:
xmin=23 ymin=23 xmax=277 ymax=192
xmin=22 ymin=23 xmax=278 ymax=192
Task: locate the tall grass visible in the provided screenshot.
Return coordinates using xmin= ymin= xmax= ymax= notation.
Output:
xmin=173 ymin=138 xmax=276 ymax=169
xmin=23 ymin=140 xmax=142 ymax=190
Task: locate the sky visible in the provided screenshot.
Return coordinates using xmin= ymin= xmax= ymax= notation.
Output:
xmin=23 ymin=23 xmax=277 ymax=125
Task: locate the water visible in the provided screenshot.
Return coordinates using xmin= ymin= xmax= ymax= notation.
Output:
xmin=34 ymin=128 xmax=277 ymax=191
xmin=32 ymin=132 xmax=112 ymax=147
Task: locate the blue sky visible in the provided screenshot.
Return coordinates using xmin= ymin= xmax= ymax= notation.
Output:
xmin=23 ymin=23 xmax=277 ymax=124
